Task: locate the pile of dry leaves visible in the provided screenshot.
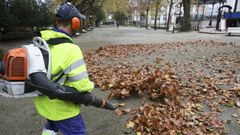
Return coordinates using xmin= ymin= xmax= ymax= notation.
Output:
xmin=84 ymin=40 xmax=240 ymax=134
xmin=124 ymin=102 xmax=224 ymax=135
xmin=88 ymin=63 xmax=181 ymax=101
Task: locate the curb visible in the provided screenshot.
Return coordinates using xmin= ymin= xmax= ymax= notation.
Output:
xmin=199 ymin=30 xmax=227 ymax=34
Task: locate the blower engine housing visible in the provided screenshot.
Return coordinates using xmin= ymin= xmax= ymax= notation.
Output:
xmin=3 ymin=48 xmax=28 ymax=81
xmin=0 ymin=48 xmax=27 ymax=95
xmin=0 ymin=37 xmax=50 ymax=98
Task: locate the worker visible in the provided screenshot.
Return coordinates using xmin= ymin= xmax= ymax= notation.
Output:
xmin=34 ymin=3 xmax=93 ymax=135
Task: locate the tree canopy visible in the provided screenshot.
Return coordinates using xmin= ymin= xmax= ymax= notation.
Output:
xmin=0 ymin=0 xmax=197 ymax=35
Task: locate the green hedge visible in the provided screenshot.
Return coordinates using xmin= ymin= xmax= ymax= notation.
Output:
xmin=0 ymin=0 xmax=53 ymax=35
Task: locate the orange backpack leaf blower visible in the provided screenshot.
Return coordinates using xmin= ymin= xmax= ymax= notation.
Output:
xmin=0 ymin=37 xmax=117 ymax=110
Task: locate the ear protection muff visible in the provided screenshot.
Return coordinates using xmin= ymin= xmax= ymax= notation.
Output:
xmin=71 ymin=17 xmax=80 ymax=30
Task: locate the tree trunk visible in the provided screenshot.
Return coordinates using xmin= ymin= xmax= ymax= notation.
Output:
xmin=234 ymin=0 xmax=238 ymax=12
xmin=216 ymin=8 xmax=221 ymax=30
xmin=208 ymin=3 xmax=215 ymax=26
xmin=182 ymin=0 xmax=191 ymax=31
xmin=154 ymin=0 xmax=160 ymax=30
xmin=166 ymin=0 xmax=173 ymax=31
xmin=145 ymin=0 xmax=151 ymax=29
xmin=146 ymin=10 xmax=149 ymax=29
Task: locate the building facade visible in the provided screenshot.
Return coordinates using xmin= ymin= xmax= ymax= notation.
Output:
xmin=130 ymin=0 xmax=239 ymax=28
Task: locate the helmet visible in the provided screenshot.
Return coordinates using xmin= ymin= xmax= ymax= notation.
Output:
xmin=56 ymin=2 xmax=86 ymax=20
xmin=56 ymin=2 xmax=85 ymax=30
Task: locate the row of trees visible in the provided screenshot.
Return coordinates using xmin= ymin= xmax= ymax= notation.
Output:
xmin=62 ymin=0 xmax=131 ymax=29
xmin=62 ymin=0 xmax=194 ymax=31
xmin=0 ymin=0 xmax=53 ymax=34
xmin=100 ymin=0 xmax=192 ymax=31
xmin=126 ymin=0 xmax=192 ymax=31
xmin=0 ymin=0 xmax=196 ymax=37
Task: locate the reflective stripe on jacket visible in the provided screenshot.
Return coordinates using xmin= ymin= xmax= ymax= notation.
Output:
xmin=34 ymin=30 xmax=94 ymax=121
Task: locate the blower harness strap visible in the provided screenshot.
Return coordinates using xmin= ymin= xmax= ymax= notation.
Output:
xmin=46 ymin=38 xmax=73 ymax=45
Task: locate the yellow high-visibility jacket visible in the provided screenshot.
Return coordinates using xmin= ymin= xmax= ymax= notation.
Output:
xmin=34 ymin=30 xmax=94 ymax=121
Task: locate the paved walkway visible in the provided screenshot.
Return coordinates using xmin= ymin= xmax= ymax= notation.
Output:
xmin=1 ymin=25 xmax=240 ymax=50
xmin=77 ymin=26 xmax=240 ymax=50
xmin=0 ymin=26 xmax=240 ymax=135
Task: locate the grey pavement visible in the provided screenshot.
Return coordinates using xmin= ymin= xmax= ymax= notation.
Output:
xmin=0 ymin=25 xmax=240 ymax=135
xmin=77 ymin=25 xmax=240 ymax=50
xmin=1 ymin=25 xmax=240 ymax=50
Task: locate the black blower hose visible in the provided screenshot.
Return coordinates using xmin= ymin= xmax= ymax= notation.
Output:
xmin=28 ymin=72 xmax=117 ymax=111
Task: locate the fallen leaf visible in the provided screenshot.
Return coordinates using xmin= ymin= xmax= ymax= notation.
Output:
xmin=118 ymin=103 xmax=126 ymax=107
xmin=136 ymin=132 xmax=141 ymax=135
xmin=232 ymin=114 xmax=238 ymax=118
xmin=108 ymin=83 xmax=114 ymax=88
xmin=126 ymin=121 xmax=134 ymax=128
xmin=115 ymin=109 xmax=124 ymax=116
xmin=236 ymin=119 xmax=240 ymax=125
xmin=124 ymin=108 xmax=131 ymax=113
xmin=236 ymin=99 xmax=240 ymax=107
xmin=164 ymin=74 xmax=170 ymax=79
